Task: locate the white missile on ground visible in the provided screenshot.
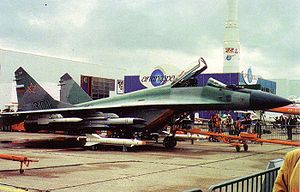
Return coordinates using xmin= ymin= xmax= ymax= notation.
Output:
xmin=77 ymin=134 xmax=147 ymax=147
xmin=162 ymin=131 xmax=208 ymax=140
xmin=175 ymin=133 xmax=208 ymax=140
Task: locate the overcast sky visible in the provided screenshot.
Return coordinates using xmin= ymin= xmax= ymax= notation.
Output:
xmin=0 ymin=0 xmax=299 ymax=79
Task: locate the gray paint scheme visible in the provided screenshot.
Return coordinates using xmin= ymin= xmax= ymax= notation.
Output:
xmin=3 ymin=58 xmax=292 ymax=135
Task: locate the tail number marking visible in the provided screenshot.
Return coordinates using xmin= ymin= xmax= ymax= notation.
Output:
xmin=32 ymin=100 xmax=52 ymax=110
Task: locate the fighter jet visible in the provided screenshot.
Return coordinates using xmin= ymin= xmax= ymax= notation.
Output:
xmin=2 ymin=58 xmax=292 ymax=148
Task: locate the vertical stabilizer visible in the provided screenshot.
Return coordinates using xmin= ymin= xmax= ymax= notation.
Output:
xmin=15 ymin=67 xmax=72 ymax=111
xmin=59 ymin=73 xmax=92 ymax=105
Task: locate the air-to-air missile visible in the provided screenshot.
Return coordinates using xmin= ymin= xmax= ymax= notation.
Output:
xmin=77 ymin=134 xmax=147 ymax=149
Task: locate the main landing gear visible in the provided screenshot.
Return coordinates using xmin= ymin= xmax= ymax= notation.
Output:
xmin=235 ymin=143 xmax=248 ymax=152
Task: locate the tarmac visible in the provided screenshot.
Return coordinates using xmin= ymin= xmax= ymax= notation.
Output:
xmin=0 ymin=131 xmax=297 ymax=192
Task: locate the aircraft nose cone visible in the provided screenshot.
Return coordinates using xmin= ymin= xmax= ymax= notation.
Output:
xmin=250 ymin=91 xmax=292 ymax=110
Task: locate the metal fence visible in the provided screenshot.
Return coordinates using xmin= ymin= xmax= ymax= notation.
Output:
xmin=208 ymin=166 xmax=280 ymax=192
xmin=198 ymin=123 xmax=300 ymax=141
xmin=258 ymin=124 xmax=300 ymax=141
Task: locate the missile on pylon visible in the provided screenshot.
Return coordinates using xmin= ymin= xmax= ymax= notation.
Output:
xmin=107 ymin=117 xmax=146 ymax=125
xmin=25 ymin=117 xmax=83 ymax=125
xmin=77 ymin=134 xmax=147 ymax=147
xmin=47 ymin=117 xmax=83 ymax=123
xmin=88 ymin=118 xmax=146 ymax=125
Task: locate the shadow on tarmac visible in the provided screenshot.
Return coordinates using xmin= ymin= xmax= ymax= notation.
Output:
xmin=0 ymin=137 xmax=184 ymax=153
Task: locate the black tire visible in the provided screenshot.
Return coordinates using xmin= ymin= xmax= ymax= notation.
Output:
xmin=24 ymin=124 xmax=38 ymax=133
xmin=91 ymin=145 xmax=98 ymax=151
xmin=243 ymin=143 xmax=248 ymax=151
xmin=163 ymin=136 xmax=177 ymax=149
xmin=19 ymin=169 xmax=24 ymax=174
xmin=235 ymin=145 xmax=241 ymax=152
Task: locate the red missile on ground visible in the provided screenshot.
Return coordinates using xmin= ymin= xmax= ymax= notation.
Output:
xmin=269 ymin=104 xmax=300 ymax=115
xmin=180 ymin=128 xmax=300 ymax=152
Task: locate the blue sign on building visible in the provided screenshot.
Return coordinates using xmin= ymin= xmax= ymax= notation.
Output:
xmin=125 ymin=72 xmax=275 ymax=93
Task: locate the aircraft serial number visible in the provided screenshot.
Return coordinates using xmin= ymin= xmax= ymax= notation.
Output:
xmin=32 ymin=100 xmax=52 ymax=110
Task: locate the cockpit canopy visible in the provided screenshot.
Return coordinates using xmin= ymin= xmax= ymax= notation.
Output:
xmin=171 ymin=57 xmax=207 ymax=88
xmin=170 ymin=57 xmax=242 ymax=90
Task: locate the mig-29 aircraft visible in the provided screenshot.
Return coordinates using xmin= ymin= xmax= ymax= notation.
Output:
xmin=1 ymin=58 xmax=292 ymax=149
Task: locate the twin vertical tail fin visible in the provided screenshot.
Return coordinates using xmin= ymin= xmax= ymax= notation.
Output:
xmin=59 ymin=73 xmax=92 ymax=105
xmin=15 ymin=67 xmax=72 ymax=111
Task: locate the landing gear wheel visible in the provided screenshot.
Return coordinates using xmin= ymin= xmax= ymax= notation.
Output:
xmin=163 ymin=136 xmax=177 ymax=149
xmin=235 ymin=145 xmax=241 ymax=152
xmin=153 ymin=135 xmax=159 ymax=143
xmin=91 ymin=145 xmax=98 ymax=151
xmin=243 ymin=143 xmax=248 ymax=151
xmin=24 ymin=124 xmax=37 ymax=133
xmin=208 ymin=136 xmax=217 ymax=142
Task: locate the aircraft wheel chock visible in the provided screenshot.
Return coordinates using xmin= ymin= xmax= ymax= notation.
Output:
xmin=235 ymin=145 xmax=241 ymax=152
xmin=243 ymin=144 xmax=248 ymax=151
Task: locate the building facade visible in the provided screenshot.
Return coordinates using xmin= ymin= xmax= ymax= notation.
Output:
xmin=124 ymin=72 xmax=276 ymax=94
xmin=0 ymin=49 xmax=126 ymax=109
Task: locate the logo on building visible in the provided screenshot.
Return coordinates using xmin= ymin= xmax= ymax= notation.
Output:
xmin=116 ymin=79 xmax=124 ymax=94
xmin=224 ymin=47 xmax=239 ymax=55
xmin=140 ymin=67 xmax=176 ymax=88
xmin=242 ymin=67 xmax=258 ymax=85
xmin=226 ymin=55 xmax=232 ymax=61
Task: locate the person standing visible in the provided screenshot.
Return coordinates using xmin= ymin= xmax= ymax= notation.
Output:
xmin=287 ymin=115 xmax=293 ymax=140
xmin=273 ymin=149 xmax=300 ymax=192
xmin=244 ymin=113 xmax=252 ymax=133
xmin=214 ymin=113 xmax=221 ymax=133
xmin=227 ymin=114 xmax=234 ymax=134
xmin=208 ymin=115 xmax=214 ymax=132
xmin=279 ymin=115 xmax=285 ymax=130
xmin=287 ymin=115 xmax=297 ymax=140
xmin=234 ymin=117 xmax=241 ymax=136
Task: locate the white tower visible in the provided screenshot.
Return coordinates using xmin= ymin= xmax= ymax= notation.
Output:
xmin=223 ymin=0 xmax=240 ymax=73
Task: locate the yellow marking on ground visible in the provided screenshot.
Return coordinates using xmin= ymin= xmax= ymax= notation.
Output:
xmin=0 ymin=185 xmax=28 ymax=192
